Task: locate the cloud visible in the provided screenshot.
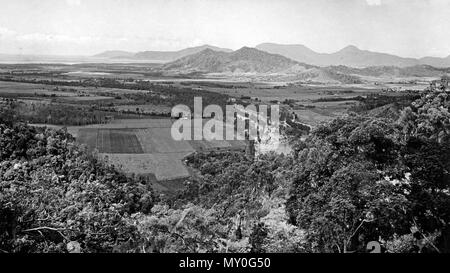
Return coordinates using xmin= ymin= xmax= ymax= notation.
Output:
xmin=0 ymin=30 xmax=189 ymax=55
xmin=66 ymin=0 xmax=82 ymax=6
xmin=0 ymin=26 xmax=16 ymax=37
xmin=16 ymin=32 xmax=100 ymax=45
xmin=366 ymin=0 xmax=382 ymax=6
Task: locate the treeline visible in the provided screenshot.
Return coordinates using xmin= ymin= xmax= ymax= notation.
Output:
xmin=179 ymin=81 xmax=249 ymax=89
xmin=3 ymin=101 xmax=150 ymax=126
xmin=313 ymin=96 xmax=365 ymax=103
xmin=350 ymin=93 xmax=421 ymax=112
xmin=0 ymin=77 xmax=230 ymax=111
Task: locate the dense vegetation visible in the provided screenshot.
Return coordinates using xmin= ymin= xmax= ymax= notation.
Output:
xmin=1 ymin=99 xmax=156 ymax=126
xmin=287 ymin=114 xmax=449 ymax=252
xmin=172 ymin=89 xmax=450 ymax=253
xmin=0 ymin=111 xmax=156 ymax=252
xmin=1 ymin=88 xmax=449 ymax=253
xmin=350 ymin=93 xmax=421 ymax=112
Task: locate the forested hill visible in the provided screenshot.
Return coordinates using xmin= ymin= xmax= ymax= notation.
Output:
xmin=1 ymin=89 xmax=449 ymax=253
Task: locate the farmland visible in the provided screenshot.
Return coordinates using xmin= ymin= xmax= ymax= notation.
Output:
xmin=65 ymin=118 xmax=247 ymax=187
xmin=0 ymin=62 xmax=429 ymax=129
xmin=0 ymin=70 xmax=246 ymax=191
xmin=171 ymin=81 xmax=423 ymax=127
xmin=0 ymin=62 xmax=430 ymax=187
xmin=78 ymin=128 xmax=144 ymax=154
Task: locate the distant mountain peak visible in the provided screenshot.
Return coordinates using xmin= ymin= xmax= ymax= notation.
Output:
xmin=339 ymin=45 xmax=361 ymax=52
xmin=202 ymin=44 xmax=222 ymax=48
xmin=235 ymin=46 xmax=256 ymax=52
xmin=93 ymin=43 xmax=450 ymax=68
xmin=184 ymin=44 xmax=229 ymax=51
xmin=256 ymin=42 xmax=447 ymax=68
xmin=257 ymin=42 xmax=309 ymax=48
xmin=93 ymin=50 xmax=135 ymax=58
xmin=94 ymin=45 xmax=232 ymax=62
xmin=197 ymin=48 xmax=216 ymax=54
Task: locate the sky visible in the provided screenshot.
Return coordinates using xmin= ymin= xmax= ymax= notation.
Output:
xmin=0 ymin=0 xmax=449 ymax=58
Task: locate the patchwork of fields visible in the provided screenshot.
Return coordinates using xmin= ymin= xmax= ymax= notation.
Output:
xmin=78 ymin=129 xmax=144 ymax=153
xmin=73 ymin=118 xmax=247 ymax=183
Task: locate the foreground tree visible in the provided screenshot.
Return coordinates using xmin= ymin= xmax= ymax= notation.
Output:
xmin=0 ymin=121 xmax=156 ymax=253
xmin=287 ymin=91 xmax=450 ymax=253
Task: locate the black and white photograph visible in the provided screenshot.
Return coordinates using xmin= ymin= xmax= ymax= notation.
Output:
xmin=0 ymin=0 xmax=449 ymax=263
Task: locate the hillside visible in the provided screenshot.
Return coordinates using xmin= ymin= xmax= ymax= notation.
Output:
xmin=161 ymin=47 xmax=449 ymax=83
xmin=329 ymin=45 xmax=419 ymax=68
xmin=1 ymin=82 xmax=450 ymax=254
xmin=162 ymin=47 xmax=311 ymax=74
xmin=256 ymin=43 xmax=450 ymax=68
xmin=256 ymin=43 xmax=331 ymax=66
xmin=88 ymin=46 xmax=450 ymax=84
xmin=420 ymin=55 xmax=450 ymax=68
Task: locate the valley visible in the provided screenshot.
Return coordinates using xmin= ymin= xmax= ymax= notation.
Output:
xmin=0 ymin=46 xmax=447 ymax=193
xmin=2 ymin=0 xmax=450 ymax=255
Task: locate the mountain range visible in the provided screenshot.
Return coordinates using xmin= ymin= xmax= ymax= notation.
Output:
xmin=255 ymin=43 xmax=450 ymax=68
xmin=160 ymin=47 xmax=450 ymax=84
xmin=95 ymin=43 xmax=450 ymax=68
xmin=94 ymin=45 xmax=232 ymax=61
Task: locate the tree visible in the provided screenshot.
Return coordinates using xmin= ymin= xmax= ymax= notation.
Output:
xmin=287 ymin=106 xmax=450 ymax=252
xmin=0 ymin=121 xmax=157 ymax=253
